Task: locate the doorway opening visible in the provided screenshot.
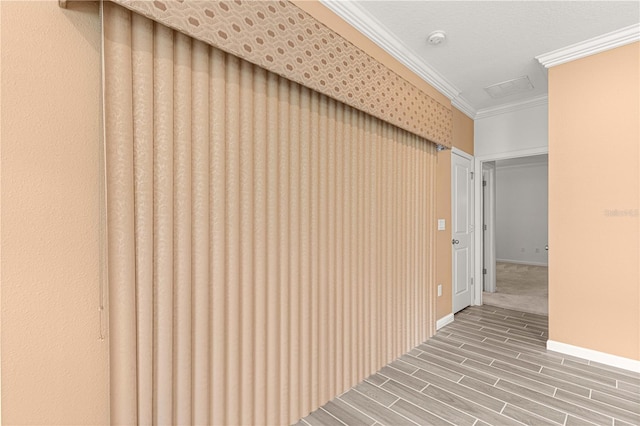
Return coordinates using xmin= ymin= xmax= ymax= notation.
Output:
xmin=475 ymin=152 xmax=549 ymax=316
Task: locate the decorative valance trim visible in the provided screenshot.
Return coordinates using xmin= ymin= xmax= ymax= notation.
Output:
xmin=108 ymin=0 xmax=452 ymax=147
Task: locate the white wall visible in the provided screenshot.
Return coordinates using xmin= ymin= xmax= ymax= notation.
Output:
xmin=495 ymin=162 xmax=548 ymax=266
xmin=474 ymin=103 xmax=548 ymax=158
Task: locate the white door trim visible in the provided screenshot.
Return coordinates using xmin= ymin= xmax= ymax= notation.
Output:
xmin=451 ymin=148 xmax=475 ymax=310
xmin=452 ymin=147 xmax=474 ymax=161
xmin=473 ymin=147 xmax=549 ymax=307
xmin=482 ymin=163 xmax=496 ymax=293
xmin=475 ymin=146 xmax=549 ymax=162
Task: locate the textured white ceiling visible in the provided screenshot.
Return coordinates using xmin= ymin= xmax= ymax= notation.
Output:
xmin=323 ymin=1 xmax=639 ymax=116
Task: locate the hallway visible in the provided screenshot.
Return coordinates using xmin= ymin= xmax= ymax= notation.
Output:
xmin=299 ymin=305 xmax=640 ymax=425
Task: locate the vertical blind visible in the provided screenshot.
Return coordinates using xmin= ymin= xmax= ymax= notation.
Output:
xmin=104 ymin=3 xmax=437 ymax=424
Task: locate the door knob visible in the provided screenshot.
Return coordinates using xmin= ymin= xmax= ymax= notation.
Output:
xmin=452 ymin=239 xmax=459 ymax=245
xmin=545 ymin=245 xmax=548 ymax=251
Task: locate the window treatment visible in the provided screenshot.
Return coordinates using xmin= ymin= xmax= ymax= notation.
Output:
xmin=103 ymin=2 xmax=437 ymax=424
xmin=107 ymin=0 xmax=452 ymax=147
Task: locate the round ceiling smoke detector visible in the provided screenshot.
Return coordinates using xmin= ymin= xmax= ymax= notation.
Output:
xmin=427 ymin=31 xmax=447 ymax=46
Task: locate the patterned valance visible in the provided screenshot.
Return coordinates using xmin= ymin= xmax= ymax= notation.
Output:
xmin=110 ymin=0 xmax=452 ymax=147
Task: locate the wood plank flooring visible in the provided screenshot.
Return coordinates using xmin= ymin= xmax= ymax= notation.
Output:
xmin=298 ymin=305 xmax=640 ymax=426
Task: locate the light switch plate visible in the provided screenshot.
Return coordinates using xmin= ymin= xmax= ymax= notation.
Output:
xmin=437 ymin=219 xmax=446 ymax=231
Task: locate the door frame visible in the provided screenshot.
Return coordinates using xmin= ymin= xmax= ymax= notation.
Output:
xmin=482 ymin=162 xmax=496 ymax=293
xmin=451 ymin=147 xmax=475 ymax=311
xmin=473 ymin=147 xmax=549 ymax=306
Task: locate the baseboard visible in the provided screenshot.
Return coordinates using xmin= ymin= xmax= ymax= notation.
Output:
xmin=547 ymin=340 xmax=640 ymax=373
xmin=496 ymin=259 xmax=548 ymax=267
xmin=436 ymin=313 xmax=454 ymax=330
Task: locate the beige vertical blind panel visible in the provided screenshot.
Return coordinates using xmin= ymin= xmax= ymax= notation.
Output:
xmin=109 ymin=0 xmax=452 ymax=147
xmin=104 ymin=3 xmax=437 ymax=424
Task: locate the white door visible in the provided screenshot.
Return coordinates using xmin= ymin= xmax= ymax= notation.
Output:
xmin=452 ymin=150 xmax=474 ymax=313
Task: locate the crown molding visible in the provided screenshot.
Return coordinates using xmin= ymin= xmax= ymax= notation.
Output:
xmin=536 ymin=23 xmax=640 ymax=68
xmin=320 ymin=0 xmax=465 ymax=104
xmin=475 ymin=95 xmax=548 ymax=120
xmin=320 ymin=0 xmax=550 ymax=121
xmin=451 ymin=97 xmax=476 ymax=119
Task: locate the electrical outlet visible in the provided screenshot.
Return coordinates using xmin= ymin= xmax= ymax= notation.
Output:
xmin=437 ymin=284 xmax=442 ymax=297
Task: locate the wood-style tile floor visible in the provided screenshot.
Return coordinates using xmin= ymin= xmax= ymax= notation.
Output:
xmin=298 ymin=305 xmax=640 ymax=426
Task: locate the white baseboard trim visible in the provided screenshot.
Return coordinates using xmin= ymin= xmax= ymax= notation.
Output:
xmin=436 ymin=314 xmax=454 ymax=330
xmin=496 ymin=259 xmax=548 ymax=267
xmin=547 ymin=340 xmax=640 ymax=373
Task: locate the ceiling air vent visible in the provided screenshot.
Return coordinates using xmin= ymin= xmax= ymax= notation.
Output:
xmin=484 ymin=76 xmax=534 ymax=99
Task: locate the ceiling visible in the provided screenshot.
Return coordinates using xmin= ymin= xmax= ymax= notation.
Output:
xmin=321 ymin=1 xmax=640 ymax=118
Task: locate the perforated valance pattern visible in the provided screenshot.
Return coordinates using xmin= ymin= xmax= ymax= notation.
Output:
xmin=111 ymin=0 xmax=453 ymax=146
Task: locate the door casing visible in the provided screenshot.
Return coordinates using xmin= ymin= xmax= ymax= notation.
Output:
xmin=482 ymin=163 xmax=496 ymax=293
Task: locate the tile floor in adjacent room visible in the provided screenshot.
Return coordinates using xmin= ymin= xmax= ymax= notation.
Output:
xmin=298 ymin=304 xmax=640 ymax=426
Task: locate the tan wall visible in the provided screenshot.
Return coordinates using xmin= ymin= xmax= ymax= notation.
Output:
xmin=452 ymin=107 xmax=474 ymax=156
xmin=548 ymin=42 xmax=639 ymax=360
xmin=1 ymin=1 xmax=109 ymax=424
xmin=436 ymin=107 xmax=474 ymax=320
xmin=435 ymin=149 xmax=453 ymax=319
